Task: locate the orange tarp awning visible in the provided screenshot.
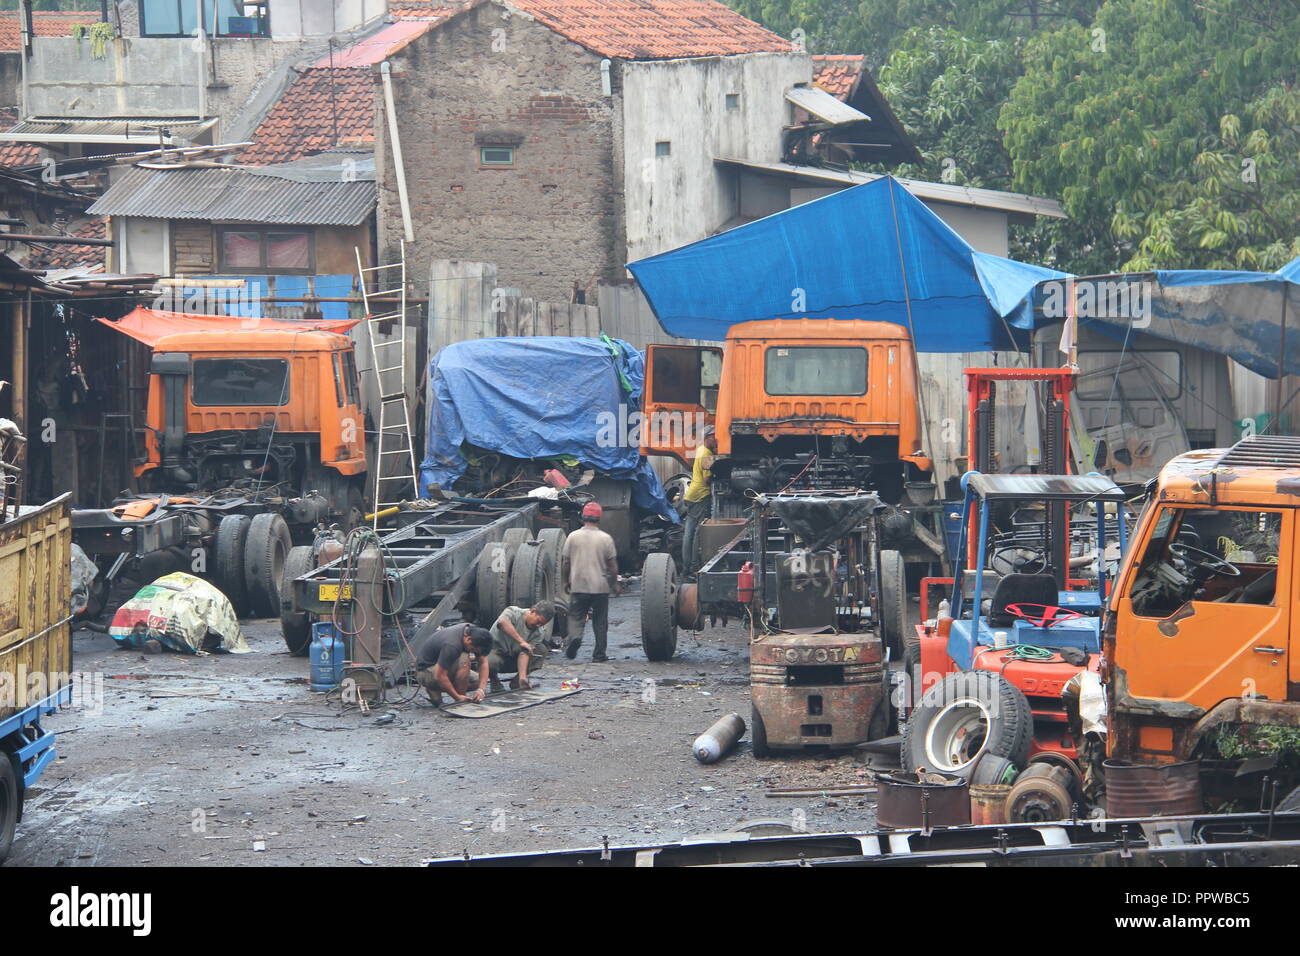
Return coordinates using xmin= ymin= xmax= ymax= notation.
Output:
xmin=96 ymin=306 xmax=359 ymax=347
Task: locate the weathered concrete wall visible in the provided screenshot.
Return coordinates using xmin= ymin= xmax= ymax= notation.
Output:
xmin=620 ymin=52 xmax=810 ymax=264
xmin=379 ymin=3 xmax=621 ymax=303
xmin=0 ymin=52 xmax=21 ymax=110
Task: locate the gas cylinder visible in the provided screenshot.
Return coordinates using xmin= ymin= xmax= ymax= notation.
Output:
xmin=310 ymin=622 xmax=346 ymax=692
xmin=736 ymin=561 xmax=755 ymax=603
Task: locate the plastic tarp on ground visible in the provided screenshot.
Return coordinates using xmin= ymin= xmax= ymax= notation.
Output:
xmin=1018 ymin=258 xmax=1300 ymax=379
xmin=627 ymin=175 xmax=1067 ymax=351
xmin=96 ymin=306 xmax=359 ymax=346
xmin=420 ymin=336 xmax=677 ymax=521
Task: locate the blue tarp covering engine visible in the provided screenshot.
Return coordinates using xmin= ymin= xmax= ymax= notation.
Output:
xmin=627 ymin=175 xmax=1068 ymax=351
xmin=1020 ymin=260 xmax=1300 ymax=379
xmin=420 ymin=336 xmax=677 ymax=522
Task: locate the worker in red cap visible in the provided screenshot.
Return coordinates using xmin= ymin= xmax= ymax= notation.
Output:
xmin=561 ymin=500 xmax=620 ymax=662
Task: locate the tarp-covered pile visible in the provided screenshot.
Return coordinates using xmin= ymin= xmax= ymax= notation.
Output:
xmin=420 ymin=335 xmax=676 ymax=521
xmin=109 ymin=572 xmax=249 ymax=654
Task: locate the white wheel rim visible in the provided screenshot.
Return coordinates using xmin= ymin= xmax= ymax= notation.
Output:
xmin=924 ymin=695 xmax=991 ymax=772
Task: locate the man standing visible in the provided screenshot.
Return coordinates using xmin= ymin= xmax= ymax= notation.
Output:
xmin=487 ymin=600 xmax=555 ymax=690
xmin=681 ymin=425 xmax=717 ymax=576
xmin=414 ymin=623 xmax=494 ymax=705
xmin=562 ymin=501 xmax=619 ymax=662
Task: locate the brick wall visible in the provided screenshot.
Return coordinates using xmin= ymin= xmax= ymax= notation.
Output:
xmin=379 ymin=3 xmax=623 ymax=304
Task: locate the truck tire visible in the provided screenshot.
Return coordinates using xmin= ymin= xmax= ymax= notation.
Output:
xmin=0 ymin=753 xmax=18 ymax=864
xmin=640 ymin=551 xmax=678 ymax=661
xmin=245 ymin=513 xmax=292 ymax=618
xmin=509 ymin=538 xmax=551 ymax=612
xmin=533 ymin=527 xmax=567 ymax=640
xmin=879 ymin=549 xmax=908 ymax=660
xmin=750 ymin=705 xmax=770 ymax=759
xmin=475 ymin=541 xmax=512 ymax=626
xmin=902 ymin=671 xmax=1032 ymax=778
xmin=280 ymin=545 xmax=316 ymax=656
xmin=213 ymin=515 xmax=252 ymax=617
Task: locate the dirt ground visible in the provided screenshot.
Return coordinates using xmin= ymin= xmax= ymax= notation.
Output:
xmin=9 ymin=583 xmax=902 ymax=867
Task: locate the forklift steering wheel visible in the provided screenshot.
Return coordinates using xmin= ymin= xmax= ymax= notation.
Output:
xmin=1003 ymin=603 xmax=1084 ymax=628
xmin=1169 ymin=542 xmax=1241 ymax=578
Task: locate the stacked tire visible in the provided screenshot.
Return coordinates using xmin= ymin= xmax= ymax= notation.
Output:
xmin=475 ymin=527 xmax=569 ymax=638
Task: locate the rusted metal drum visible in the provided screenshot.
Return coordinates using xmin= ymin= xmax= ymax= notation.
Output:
xmin=697 ymin=518 xmax=747 ymax=568
xmin=1103 ymin=759 xmax=1203 ymax=817
xmin=969 ymin=784 xmax=1012 ymax=825
xmin=876 ymin=770 xmax=971 ymax=829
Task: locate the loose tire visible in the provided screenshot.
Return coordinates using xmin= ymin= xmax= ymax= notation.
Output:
xmin=533 ymin=527 xmax=567 ymax=641
xmin=750 ymin=705 xmax=770 ymax=759
xmin=213 ymin=514 xmax=252 ymax=617
xmin=280 ymin=545 xmax=316 ymax=656
xmin=0 ymin=753 xmax=17 ymax=864
xmin=640 ymin=551 xmax=678 ymax=661
xmin=879 ymin=549 xmax=907 ymax=659
xmin=244 ymin=513 xmax=292 ymax=618
xmin=902 ymin=670 xmax=1032 ymax=778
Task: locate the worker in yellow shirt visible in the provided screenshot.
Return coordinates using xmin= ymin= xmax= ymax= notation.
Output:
xmin=681 ymin=425 xmax=717 ymax=576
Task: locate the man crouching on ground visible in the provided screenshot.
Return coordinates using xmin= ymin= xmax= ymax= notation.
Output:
xmin=415 ymin=623 xmax=494 ymax=705
xmin=488 ymin=600 xmax=555 ymax=691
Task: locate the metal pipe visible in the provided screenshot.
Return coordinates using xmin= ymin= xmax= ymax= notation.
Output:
xmin=381 ymin=61 xmax=416 ymax=243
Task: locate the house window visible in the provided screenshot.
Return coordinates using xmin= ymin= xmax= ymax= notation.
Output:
xmin=726 ymin=93 xmax=740 ymax=111
xmin=139 ymin=0 xmax=270 ymax=38
xmin=480 ymin=147 xmax=515 ymax=167
xmin=218 ymin=227 xmax=313 ymax=273
xmin=655 ymin=141 xmax=672 ymax=157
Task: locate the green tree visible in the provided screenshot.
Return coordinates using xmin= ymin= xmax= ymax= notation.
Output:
xmin=1000 ymin=0 xmax=1300 ymax=272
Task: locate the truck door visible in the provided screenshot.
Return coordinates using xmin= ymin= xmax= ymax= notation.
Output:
xmin=1115 ymin=504 xmax=1291 ymax=712
xmin=641 ymin=344 xmax=721 ymax=464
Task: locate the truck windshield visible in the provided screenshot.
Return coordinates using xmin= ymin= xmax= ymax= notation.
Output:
xmin=192 ymin=358 xmax=290 ymax=406
xmin=765 ymin=346 xmax=867 ymax=396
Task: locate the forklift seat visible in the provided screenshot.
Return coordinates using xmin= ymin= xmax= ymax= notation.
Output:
xmin=988 ymin=573 xmax=1058 ymax=626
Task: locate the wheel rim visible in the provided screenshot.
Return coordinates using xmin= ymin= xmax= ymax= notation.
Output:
xmin=924 ymin=695 xmax=990 ymax=772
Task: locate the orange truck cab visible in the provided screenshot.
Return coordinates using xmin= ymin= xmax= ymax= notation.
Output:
xmin=641 ymin=320 xmax=932 ymax=510
xmin=1105 ymin=435 xmax=1300 ymax=765
xmin=136 ymin=330 xmax=367 ymax=519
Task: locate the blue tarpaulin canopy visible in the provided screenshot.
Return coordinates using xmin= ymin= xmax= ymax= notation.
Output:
xmin=1021 ymin=259 xmax=1300 ymax=379
xmin=627 ymin=176 xmax=1068 ymax=351
xmin=419 ymin=336 xmax=677 ymax=521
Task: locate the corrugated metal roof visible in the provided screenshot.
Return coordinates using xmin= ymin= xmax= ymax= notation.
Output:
xmin=714 ymin=158 xmax=1067 ymax=219
xmin=786 ymin=85 xmax=871 ymax=125
xmin=0 ymin=117 xmax=216 ymax=145
xmin=89 ymin=161 xmax=376 ymax=226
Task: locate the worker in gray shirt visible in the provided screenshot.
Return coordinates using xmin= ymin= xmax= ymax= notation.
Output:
xmin=562 ymin=501 xmax=620 ymax=662
xmin=487 ymin=600 xmax=555 ymax=690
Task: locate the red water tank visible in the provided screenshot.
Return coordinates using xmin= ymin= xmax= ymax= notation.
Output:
xmin=736 ymin=561 xmax=755 ymax=603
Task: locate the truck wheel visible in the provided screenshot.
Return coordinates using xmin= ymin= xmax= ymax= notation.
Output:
xmin=280 ymin=545 xmax=316 ymax=656
xmin=476 ymin=541 xmax=513 ymax=626
xmin=750 ymin=706 xmax=770 ymax=759
xmin=901 ymin=671 xmax=1032 ymax=778
xmin=245 ymin=513 xmax=292 ymax=618
xmin=640 ymin=551 xmax=678 ymax=661
xmin=0 ymin=753 xmax=18 ymax=864
xmin=213 ymin=515 xmax=252 ymax=617
xmin=509 ymin=538 xmax=551 ymax=612
xmin=879 ymin=549 xmax=908 ymax=659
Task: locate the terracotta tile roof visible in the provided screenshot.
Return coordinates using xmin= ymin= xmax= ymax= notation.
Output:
xmin=812 ymin=54 xmax=863 ymax=100
xmin=0 ymin=11 xmax=94 ymax=52
xmin=392 ymin=0 xmax=793 ymax=58
xmin=0 ymin=108 xmax=41 ymax=167
xmin=236 ymin=67 xmax=376 ymax=166
xmin=25 ymin=217 xmax=107 ymax=271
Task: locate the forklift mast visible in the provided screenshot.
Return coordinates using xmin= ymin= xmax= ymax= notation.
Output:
xmin=963 ymin=368 xmax=1077 ymax=589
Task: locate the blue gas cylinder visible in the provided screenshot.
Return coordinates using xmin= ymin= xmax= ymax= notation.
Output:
xmin=310 ymin=622 xmax=346 ymax=692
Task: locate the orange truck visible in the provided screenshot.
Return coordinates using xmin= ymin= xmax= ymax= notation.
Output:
xmin=72 ymin=329 xmax=368 ymax=628
xmin=1104 ymin=435 xmax=1300 ymax=772
xmin=641 ymin=319 xmax=933 ymax=513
